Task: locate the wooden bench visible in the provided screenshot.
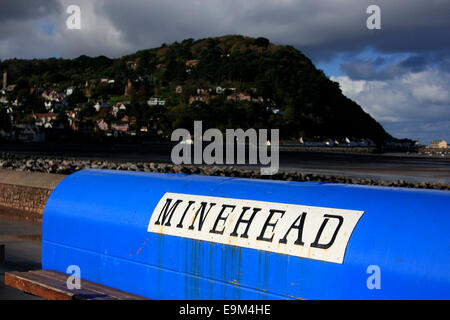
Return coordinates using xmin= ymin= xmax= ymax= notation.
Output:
xmin=4 ymin=270 xmax=149 ymax=300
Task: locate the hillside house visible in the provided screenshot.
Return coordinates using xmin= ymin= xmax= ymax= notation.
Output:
xmin=186 ymin=60 xmax=200 ymax=67
xmin=34 ymin=113 xmax=57 ymax=128
xmin=68 ymin=118 xmax=80 ymax=131
xmin=186 ymin=60 xmax=200 ymax=73
xmin=96 ymin=119 xmax=109 ymax=131
xmin=147 ymin=97 xmax=165 ymax=106
xmin=111 ymin=119 xmax=129 ymax=134
xmin=65 ymin=87 xmax=75 ymax=96
xmin=429 ymin=140 xmax=448 ymax=149
xmin=216 ymin=86 xmax=224 ymax=94
xmin=227 ymin=92 xmax=252 ymax=102
xmin=94 ymin=101 xmax=111 ymax=112
xmin=112 ymin=103 xmax=127 ymax=116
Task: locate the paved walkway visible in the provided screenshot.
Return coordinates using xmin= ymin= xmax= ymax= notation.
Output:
xmin=0 ymin=210 xmax=43 ymax=300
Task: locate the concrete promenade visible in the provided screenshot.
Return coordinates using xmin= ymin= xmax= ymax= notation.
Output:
xmin=0 ymin=211 xmax=43 ymax=300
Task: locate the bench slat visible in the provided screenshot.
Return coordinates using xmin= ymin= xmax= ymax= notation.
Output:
xmin=5 ymin=270 xmax=149 ymax=300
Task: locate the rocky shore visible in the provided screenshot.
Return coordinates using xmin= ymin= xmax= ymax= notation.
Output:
xmin=0 ymin=152 xmax=448 ymax=190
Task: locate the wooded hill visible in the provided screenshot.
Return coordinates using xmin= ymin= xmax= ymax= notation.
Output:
xmin=0 ymin=35 xmax=391 ymax=143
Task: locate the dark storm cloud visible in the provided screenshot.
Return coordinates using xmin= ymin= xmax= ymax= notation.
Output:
xmin=0 ymin=0 xmax=62 ymax=21
xmin=0 ymin=0 xmax=448 ymax=142
xmin=0 ymin=0 xmax=449 ymax=62
xmin=399 ymin=55 xmax=428 ymax=72
xmin=340 ymin=54 xmax=431 ymax=81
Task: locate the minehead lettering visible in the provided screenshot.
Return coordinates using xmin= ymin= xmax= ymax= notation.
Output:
xmin=210 ymin=204 xmax=235 ymax=235
xmin=148 ymin=193 xmax=364 ymax=264
xmin=230 ymin=207 xmax=261 ymax=239
xmin=256 ymin=209 xmax=285 ymax=242
xmin=155 ymin=198 xmax=183 ymax=227
xmin=188 ymin=202 xmax=216 ymax=231
xmin=279 ymin=212 xmax=307 ymax=246
xmin=310 ymin=214 xmax=344 ymax=249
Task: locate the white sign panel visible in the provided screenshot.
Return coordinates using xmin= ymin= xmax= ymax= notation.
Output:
xmin=147 ymin=193 xmax=364 ymax=264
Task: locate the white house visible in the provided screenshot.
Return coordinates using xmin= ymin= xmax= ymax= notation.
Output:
xmin=112 ymin=103 xmax=127 ymax=116
xmin=216 ymin=86 xmax=225 ymax=94
xmin=65 ymin=87 xmax=75 ymax=96
xmin=147 ymin=97 xmax=165 ymax=106
xmin=34 ymin=113 xmax=57 ymax=129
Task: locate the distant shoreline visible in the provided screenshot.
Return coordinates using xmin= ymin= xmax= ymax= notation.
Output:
xmin=0 ymin=140 xmax=448 ymax=158
xmin=0 ymin=149 xmax=448 ymax=190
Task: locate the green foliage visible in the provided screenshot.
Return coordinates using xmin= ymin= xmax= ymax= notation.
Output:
xmin=254 ymin=37 xmax=269 ymax=48
xmin=0 ymin=35 xmax=391 ymax=143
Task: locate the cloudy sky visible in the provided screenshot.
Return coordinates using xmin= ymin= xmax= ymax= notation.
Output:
xmin=1 ymin=0 xmax=449 ymax=144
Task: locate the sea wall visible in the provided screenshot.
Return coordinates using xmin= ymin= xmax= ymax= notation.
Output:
xmin=0 ymin=153 xmax=448 ymax=190
xmin=0 ymin=169 xmax=66 ymax=222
